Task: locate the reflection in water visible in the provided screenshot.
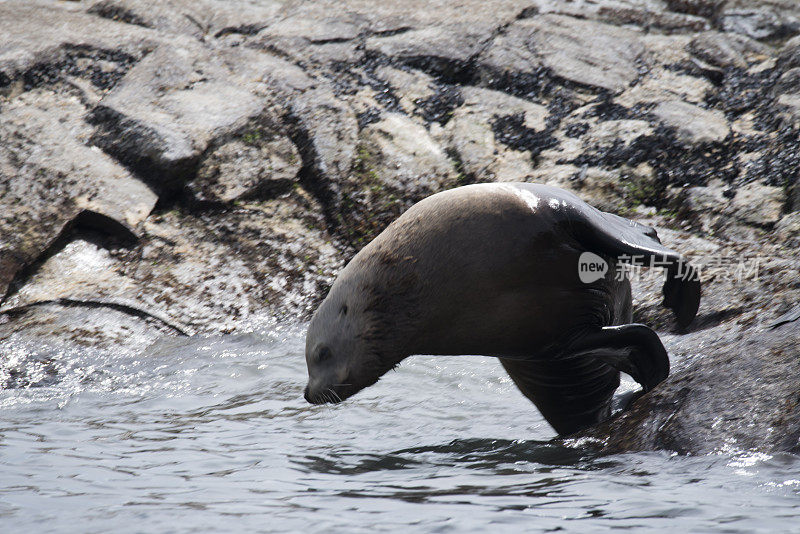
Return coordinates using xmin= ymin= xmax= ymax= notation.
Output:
xmin=0 ymin=325 xmax=799 ymax=532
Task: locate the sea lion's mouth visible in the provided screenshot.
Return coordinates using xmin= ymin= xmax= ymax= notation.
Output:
xmin=304 ymin=383 xmax=356 ymax=405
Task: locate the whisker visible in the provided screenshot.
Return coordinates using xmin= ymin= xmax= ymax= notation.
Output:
xmin=321 ymin=391 xmax=334 ymax=413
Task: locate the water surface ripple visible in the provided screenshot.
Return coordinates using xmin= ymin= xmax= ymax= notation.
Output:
xmin=1 ymin=325 xmax=798 ymax=532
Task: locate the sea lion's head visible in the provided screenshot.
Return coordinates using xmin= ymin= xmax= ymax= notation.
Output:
xmin=304 ymin=247 xmax=419 ymax=405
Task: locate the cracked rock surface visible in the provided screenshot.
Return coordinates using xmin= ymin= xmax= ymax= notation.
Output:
xmin=1 ymin=0 xmax=799 ymax=454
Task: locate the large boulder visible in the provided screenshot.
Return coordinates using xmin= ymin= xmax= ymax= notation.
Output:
xmin=336 ymin=113 xmax=461 ymax=248
xmin=88 ymin=42 xmax=266 ymax=193
xmin=577 ymin=223 xmax=800 ymax=454
xmin=0 ymin=90 xmax=157 ymax=300
xmin=1 ymin=186 xmax=342 ymax=334
xmin=583 ymin=311 xmax=800 ymax=454
xmin=0 ymin=1 xmax=158 ymax=92
xmin=477 ymin=14 xmax=646 ymax=94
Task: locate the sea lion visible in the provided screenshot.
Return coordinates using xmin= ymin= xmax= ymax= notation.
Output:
xmin=304 ymin=183 xmax=700 ymax=434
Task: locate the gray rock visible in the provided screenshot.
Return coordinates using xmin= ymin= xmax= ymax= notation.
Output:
xmin=191 ymin=122 xmax=302 ymax=203
xmin=729 ymin=183 xmax=786 ymax=226
xmin=366 ymin=26 xmax=484 ymax=68
xmin=778 ymin=34 xmax=800 ymax=70
xmin=672 ymin=180 xmax=785 ymax=232
xmin=672 ymin=180 xmax=730 ymax=230
xmin=258 ymin=0 xmax=529 ymax=68
xmin=774 ymin=212 xmax=800 ymax=246
xmin=89 ymin=43 xmax=265 ymax=192
xmin=337 ymin=113 xmax=460 ymax=247
xmin=678 ymin=182 xmax=728 ymax=233
xmin=223 ymin=45 xmax=360 ymax=215
xmin=463 ymin=86 xmax=549 ymax=131
xmin=688 ymin=31 xmax=773 ymax=69
xmin=86 ymin=0 xmax=284 ymax=40
xmin=597 ymin=5 xmax=710 ymax=32
xmin=584 ymin=118 xmax=655 ymax=147
xmin=776 ymin=92 xmax=800 ymax=118
xmin=252 ymin=1 xmax=367 ymax=65
xmin=584 ymin=318 xmax=800 ymax=454
xmin=372 ymin=66 xmax=437 ymax=117
xmin=653 ymin=100 xmax=730 ymax=144
xmin=0 ymin=1 xmax=157 ymax=91
xmin=437 ymin=86 xmax=546 ymax=182
xmin=478 ymin=14 xmax=645 ymax=94
xmin=287 ymin=86 xmax=359 ymax=207
xmin=576 ymin=213 xmax=800 ymax=454
xmin=0 ymin=90 xmax=156 ymax=300
xmin=2 ymin=186 xmax=341 ymax=334
xmin=722 ymin=8 xmax=800 ymax=42
xmin=562 ymin=166 xmax=636 ymax=213
xmin=792 ymin=177 xmax=800 ymax=211
xmin=774 ymin=67 xmax=800 ymax=94
xmin=133 ymin=187 xmax=343 ymax=327
xmin=616 ymin=67 xmax=713 ymax=106
xmin=665 ymin=0 xmax=725 ymax=19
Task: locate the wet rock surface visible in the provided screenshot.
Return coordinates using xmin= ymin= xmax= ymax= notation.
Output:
xmin=1 ymin=0 xmax=799 ymax=454
xmin=578 ymin=226 xmax=800 ymax=454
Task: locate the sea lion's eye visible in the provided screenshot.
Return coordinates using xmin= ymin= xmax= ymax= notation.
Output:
xmin=340 ymin=305 xmax=348 ymax=316
xmin=317 ymin=346 xmax=332 ymax=362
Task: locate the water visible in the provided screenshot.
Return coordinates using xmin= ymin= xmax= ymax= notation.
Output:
xmin=1 ymin=325 xmax=799 ymax=533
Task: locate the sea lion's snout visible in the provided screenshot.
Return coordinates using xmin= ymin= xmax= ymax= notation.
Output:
xmin=303 ymin=375 xmax=354 ymax=404
xmin=304 ymin=342 xmax=351 ymax=404
xmin=304 ymin=384 xmax=343 ymax=404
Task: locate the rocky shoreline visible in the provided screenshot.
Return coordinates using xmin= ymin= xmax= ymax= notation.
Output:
xmin=1 ymin=0 xmax=799 ymax=453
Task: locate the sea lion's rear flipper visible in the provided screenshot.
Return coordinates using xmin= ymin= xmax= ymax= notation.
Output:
xmin=567 ymin=324 xmax=670 ymax=392
xmin=499 ymin=355 xmax=620 ymax=436
xmin=500 ymin=325 xmax=669 ymax=435
xmin=567 ymin=203 xmax=701 ymax=328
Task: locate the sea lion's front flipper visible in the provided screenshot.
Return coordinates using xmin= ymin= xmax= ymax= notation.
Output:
xmin=567 ymin=324 xmax=669 ymax=392
xmin=499 ymin=355 xmax=620 ymax=436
